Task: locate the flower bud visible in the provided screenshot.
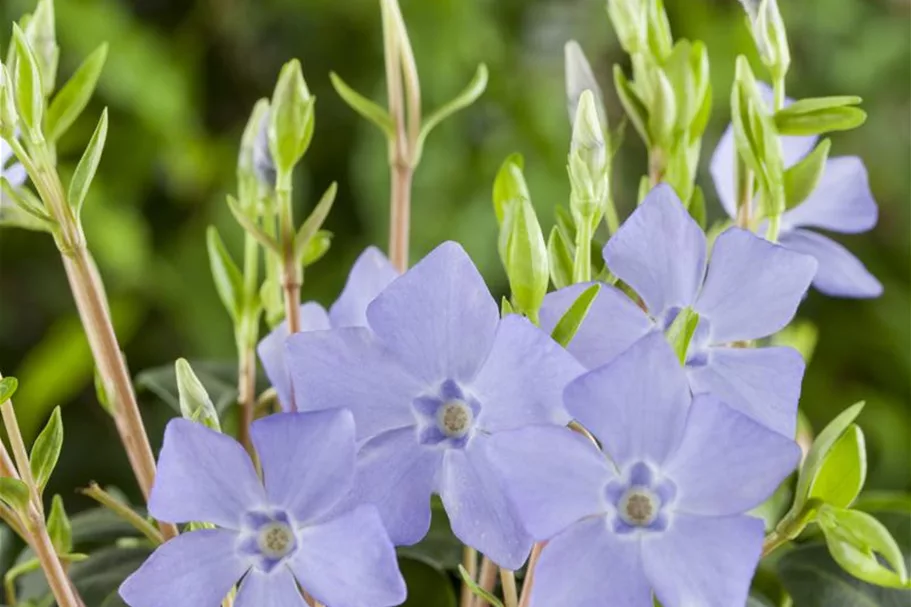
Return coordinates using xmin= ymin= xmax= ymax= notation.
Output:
xmin=744 ymin=0 xmax=790 ymax=81
xmin=269 ymin=59 xmax=314 ymax=182
xmin=0 ymin=65 xmax=17 ymax=138
xmin=238 ymin=99 xmax=275 ymax=196
xmin=564 ymin=41 xmax=606 ymax=129
xmin=175 ymin=358 xmax=221 ymax=432
xmin=569 ymin=90 xmax=609 ymax=221
xmin=606 ymin=0 xmax=647 ymax=55
xmin=25 ymin=0 xmax=59 ymax=96
xmin=501 ymin=197 xmax=548 ymax=322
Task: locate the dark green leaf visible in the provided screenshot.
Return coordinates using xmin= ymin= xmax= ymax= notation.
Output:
xmin=29 ymin=406 xmax=63 ymax=494
xmin=785 ymin=139 xmax=831 ymax=208
xmin=550 ymin=284 xmax=600 ymax=348
xmin=46 ymin=43 xmax=108 ymax=141
xmin=401 ymin=557 xmax=458 ymax=607
xmin=206 ymin=226 xmax=244 ymax=322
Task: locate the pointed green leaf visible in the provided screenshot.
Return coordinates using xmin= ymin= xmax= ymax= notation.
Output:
xmin=226 ymin=195 xmax=280 ymax=255
xmin=500 ymin=296 xmax=515 ymax=317
xmin=175 ymin=359 xmax=221 ymax=431
xmin=613 ymin=65 xmax=650 ymax=147
xmin=492 ymin=153 xmax=528 ymax=225
xmin=11 ymin=24 xmax=44 ymax=133
xmin=688 ymin=186 xmax=706 ymax=228
xmin=294 ymin=182 xmax=337 ymax=263
xmin=809 ymin=424 xmax=867 ymax=509
xmin=547 ymin=225 xmax=574 ymax=290
xmin=775 ymin=106 xmax=867 ymax=136
xmin=47 ymin=494 xmax=73 ymax=554
xmin=329 ymin=72 xmax=394 ymax=138
xmin=415 ymin=64 xmax=488 ymax=162
xmin=778 ymin=96 xmax=862 ymax=115
xmin=818 ymin=506 xmax=908 ymax=589
xmin=666 ymin=307 xmax=700 ymax=364
xmin=503 ymin=198 xmax=548 ymax=321
xmin=0 ymin=477 xmax=29 ymax=512
xmin=1 ymin=177 xmax=52 ymax=225
xmin=205 ymin=226 xmax=244 ymax=322
xmin=795 ymin=402 xmax=865 ymax=511
xmin=551 ymin=284 xmax=600 ymax=348
xmin=457 ymin=564 xmax=504 ymax=607
xmin=784 ymin=139 xmax=831 ymax=208
xmin=301 ymin=229 xmax=332 ymax=268
xmin=29 ymin=406 xmax=63 ymax=494
xmin=67 ymin=108 xmax=108 ymax=216
xmin=46 ymin=43 xmax=108 ymax=141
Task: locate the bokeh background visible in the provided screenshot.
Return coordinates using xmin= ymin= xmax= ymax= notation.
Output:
xmin=0 ymin=0 xmax=908 ymax=539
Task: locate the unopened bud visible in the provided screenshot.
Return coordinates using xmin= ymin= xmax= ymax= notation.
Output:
xmin=269 ymin=59 xmax=314 ymax=181
xmin=606 ymin=0 xmax=647 ymax=55
xmin=501 ymin=198 xmax=548 ymax=322
xmin=238 ymin=99 xmax=275 ymax=194
xmin=25 ymin=0 xmax=59 ymax=96
xmin=0 ymin=66 xmax=17 ymax=137
xmin=748 ymin=0 xmax=790 ymax=80
xmin=569 ymin=90 xmax=609 ymax=221
xmin=564 ymin=41 xmax=606 ymax=129
xmin=176 ymin=358 xmax=221 ymax=432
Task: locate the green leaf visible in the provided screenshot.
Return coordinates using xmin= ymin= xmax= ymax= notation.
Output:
xmin=12 ymin=24 xmax=44 ymax=134
xmin=300 ymin=230 xmax=332 ymax=268
xmin=500 ymin=296 xmax=515 ymax=317
xmin=397 ymin=497 xmax=462 ymax=570
xmin=666 ymin=307 xmax=700 ymax=364
xmin=775 ymin=106 xmax=867 ymax=136
xmin=502 ymin=198 xmax=548 ymax=321
xmin=1 ymin=178 xmax=53 ymax=227
xmin=778 ymin=95 xmax=863 ymax=115
xmin=550 ymin=284 xmax=600 ymax=348
xmin=226 ymin=195 xmax=280 ymax=254
xmin=688 ymin=185 xmax=706 ymax=229
xmin=818 ymin=506 xmax=909 ymax=589
xmin=785 ymin=139 xmax=831 ymax=208
xmin=29 ymin=406 xmax=63 ymax=494
xmin=47 ymin=495 xmax=73 ymax=555
xmin=547 ymin=225 xmax=574 ymax=290
xmin=329 ymin=72 xmax=394 ymax=138
xmin=135 ymin=361 xmax=246 ymax=417
xmin=206 ymin=226 xmax=244 ymax=322
xmin=400 ymin=557 xmax=457 ymax=607
xmin=415 ymin=63 xmax=488 ymax=163
xmin=67 ymin=108 xmax=109 ymax=216
xmin=0 ymin=478 xmax=29 ymax=512
xmin=458 ymin=564 xmax=504 ymax=607
xmin=795 ymin=402 xmax=866 ymax=511
xmin=809 ymin=424 xmax=867 ymax=508
xmin=175 ymin=359 xmax=221 ymax=431
xmin=46 ymin=43 xmax=108 ymax=141
xmin=294 ymin=182 xmax=337 ymax=264
xmin=0 ymin=376 xmax=19 ymax=403
xmin=613 ymin=65 xmax=650 ymax=147
xmin=491 ymin=153 xmax=528 ymax=225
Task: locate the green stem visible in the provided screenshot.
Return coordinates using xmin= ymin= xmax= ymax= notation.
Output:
xmin=80 ymin=483 xmax=164 ymax=545
xmin=572 ymin=217 xmax=592 ymax=284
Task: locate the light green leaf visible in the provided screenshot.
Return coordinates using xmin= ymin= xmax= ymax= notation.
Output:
xmin=775 ymin=106 xmax=867 ymax=137
xmin=0 ymin=376 xmax=19 ymax=403
xmin=550 ymin=283 xmax=600 ymax=348
xmin=294 ymin=182 xmax=337 ymax=264
xmin=1 ymin=177 xmax=54 ymax=228
xmin=777 ymin=96 xmax=862 ymax=115
xmin=329 ymin=72 xmax=393 ymax=138
xmin=175 ymin=359 xmax=221 ymax=431
xmin=457 ymin=564 xmax=504 ymax=607
xmin=500 ymin=296 xmax=515 ymax=317
xmin=12 ymin=24 xmax=44 ymax=134
xmin=46 ymin=43 xmax=108 ymax=142
xmin=67 ymin=108 xmax=108 ymax=216
xmin=688 ymin=185 xmax=706 ymax=228
xmin=226 ymin=195 xmax=280 ymax=254
xmin=0 ymin=477 xmax=29 ymax=512
xmin=666 ymin=307 xmax=700 ymax=364
xmin=300 ymin=230 xmax=332 ymax=268
xmin=809 ymin=424 xmax=867 ymax=508
xmin=415 ymin=64 xmax=488 ymax=162
xmin=47 ymin=495 xmax=73 ymax=555
xmin=206 ymin=226 xmax=244 ymax=322
xmin=818 ymin=505 xmax=909 ymax=589
xmin=547 ymin=225 xmax=574 ymax=290
xmin=492 ymin=153 xmax=528 ymax=225
xmin=785 ymin=139 xmax=831 ymax=208
xmin=29 ymin=406 xmax=63 ymax=494
xmin=613 ymin=65 xmax=650 ymax=147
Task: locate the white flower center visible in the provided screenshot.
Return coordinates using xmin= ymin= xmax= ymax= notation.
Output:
xmin=619 ymin=487 xmax=660 ymax=527
xmin=437 ymin=400 xmax=473 ymax=438
xmin=256 ymin=521 xmax=295 ymax=560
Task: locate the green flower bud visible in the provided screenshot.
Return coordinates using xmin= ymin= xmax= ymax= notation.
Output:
xmin=742 ymin=0 xmax=790 ymax=81
xmin=24 ymin=0 xmax=59 ymax=96
xmin=238 ymin=99 xmax=273 ymax=200
xmin=501 ymin=198 xmax=548 ymax=323
xmin=269 ymin=59 xmax=314 ymax=182
xmin=569 ymin=90 xmax=609 ymax=221
xmin=564 ymin=41 xmax=606 ymax=129
xmin=606 ymin=0 xmax=648 ymax=55
xmin=0 ymin=65 xmax=18 ymax=137
xmin=175 ymin=358 xmax=221 ymax=431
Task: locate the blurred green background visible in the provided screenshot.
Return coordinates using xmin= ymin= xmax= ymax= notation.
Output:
xmin=0 ymin=0 xmax=908 ymax=514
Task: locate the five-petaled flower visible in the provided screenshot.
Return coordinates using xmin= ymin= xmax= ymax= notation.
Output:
xmin=284 ymin=241 xmax=584 ymax=569
xmin=258 ymin=246 xmax=398 ymax=409
xmin=119 ymin=411 xmax=406 ymax=607
xmin=489 ymin=333 xmax=801 ymax=607
xmin=541 ymin=184 xmax=817 ymax=437
xmin=710 ymin=82 xmax=881 ymax=298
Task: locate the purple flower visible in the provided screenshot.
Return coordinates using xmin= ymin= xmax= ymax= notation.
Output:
xmin=120 ymin=411 xmax=406 ymax=607
xmin=285 ymin=242 xmax=584 ymax=568
xmin=258 ymin=246 xmax=398 ymax=409
xmin=541 ymin=185 xmax=816 ymax=437
xmin=488 ymin=334 xmax=801 ymax=607
xmin=1 ymin=137 xmax=27 ymax=203
xmin=710 ymin=83 xmax=881 ymax=298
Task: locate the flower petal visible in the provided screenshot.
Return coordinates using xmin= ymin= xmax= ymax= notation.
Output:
xmin=286 ymin=327 xmax=422 ymax=440
xmin=782 ymin=157 xmax=878 ymax=234
xmin=352 ymin=427 xmax=442 ymax=545
xmin=234 ymin=568 xmax=307 ymax=607
xmin=290 ymin=506 xmax=407 ymax=607
xmin=538 ymin=283 xmax=655 ymax=369
xmin=603 ymin=184 xmax=706 ymax=318
xmin=695 ymin=228 xmax=817 ymax=343
xmin=251 ymin=410 xmax=356 ymax=524
xmin=664 ymin=395 xmax=800 ymax=516
xmin=642 ymin=514 xmax=764 ymax=607
xmin=440 ymin=436 xmax=533 ymax=569
xmin=366 ymin=241 xmax=499 ymax=384
xmin=471 ymin=315 xmax=582 ymax=432
xmin=564 ymin=333 xmax=690 ymax=467
xmin=530 ymin=517 xmax=650 ymax=607
xmin=149 ymin=419 xmax=265 ymax=528
xmin=329 ymin=246 xmax=399 ymax=327
xmin=257 ymin=303 xmax=330 ymax=410
xmin=4 ymin=162 xmax=27 ymax=188
xmin=687 ymin=346 xmax=805 ymax=438
xmin=120 ymin=529 xmax=247 ymax=607
xmin=778 ymin=229 xmax=882 ymax=298
xmin=486 ymin=425 xmax=614 ymax=541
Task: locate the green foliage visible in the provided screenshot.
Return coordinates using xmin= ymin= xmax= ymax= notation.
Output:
xmin=550 ymin=284 xmax=600 ymax=348
xmin=784 ymin=139 xmax=831 ymax=209
xmin=67 ymin=108 xmax=107 ymax=216
xmin=206 ymin=226 xmax=245 ymax=323
xmin=414 ymin=63 xmax=488 ymax=163
xmin=11 ymin=24 xmax=43 ymax=134
xmin=29 ymin=405 xmax=62 ymax=494
xmin=45 ymin=42 xmax=107 ymax=141
xmin=0 ymin=478 xmax=29 ymax=513
xmin=268 ymin=59 xmax=314 ymax=177
xmin=46 ymin=495 xmax=73 ymax=555
xmin=774 ymin=97 xmax=867 ymax=136
xmin=817 ymin=505 xmax=908 ymax=589
xmin=174 ymin=359 xmax=221 ymax=431
xmin=330 ymin=71 xmax=394 ymax=138
xmin=0 ymin=377 xmax=18 ymax=403
xmin=458 ymin=565 xmax=504 ymax=607
xmin=808 ymin=424 xmax=866 ymax=508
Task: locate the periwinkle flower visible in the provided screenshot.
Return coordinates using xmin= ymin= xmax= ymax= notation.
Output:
xmin=488 ymin=334 xmax=801 ymax=607
xmin=540 ymin=185 xmax=816 ymax=437
xmin=710 ymin=83 xmax=881 ymax=298
xmin=285 ymin=242 xmax=584 ymax=568
xmin=0 ymin=137 xmax=26 ymax=192
xmin=258 ymin=246 xmax=398 ymax=408
xmin=120 ymin=411 xmax=406 ymax=607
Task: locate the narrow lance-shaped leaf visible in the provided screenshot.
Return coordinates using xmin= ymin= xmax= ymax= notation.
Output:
xmin=46 ymin=44 xmax=108 ymax=142
xmin=1 ymin=177 xmax=54 ymax=226
xmin=47 ymin=494 xmax=73 ymax=554
xmin=547 ymin=225 xmax=574 ymax=290
xmin=329 ymin=72 xmax=394 ymax=138
xmin=550 ymin=283 xmax=600 ymax=348
xmin=457 ymin=565 xmax=504 ymax=607
xmin=808 ymin=424 xmax=866 ymax=509
xmin=613 ymin=65 xmax=650 ymax=147
xmin=0 ymin=477 xmax=29 ymax=512
xmin=784 ymin=139 xmax=830 ymax=209
xmin=206 ymin=226 xmax=245 ymax=322
xmin=294 ymin=182 xmax=337 ymax=263
xmin=67 ymin=109 xmax=108 ymax=217
xmin=301 ymin=230 xmax=332 ymax=268
xmin=30 ymin=406 xmax=63 ymax=494
xmin=12 ymin=24 xmax=44 ymax=134
xmin=226 ymin=195 xmax=280 ymax=255
xmin=775 ymin=106 xmax=867 ymax=137
xmin=414 ymin=64 xmax=488 ymax=162
xmin=175 ymin=359 xmax=221 ymax=431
